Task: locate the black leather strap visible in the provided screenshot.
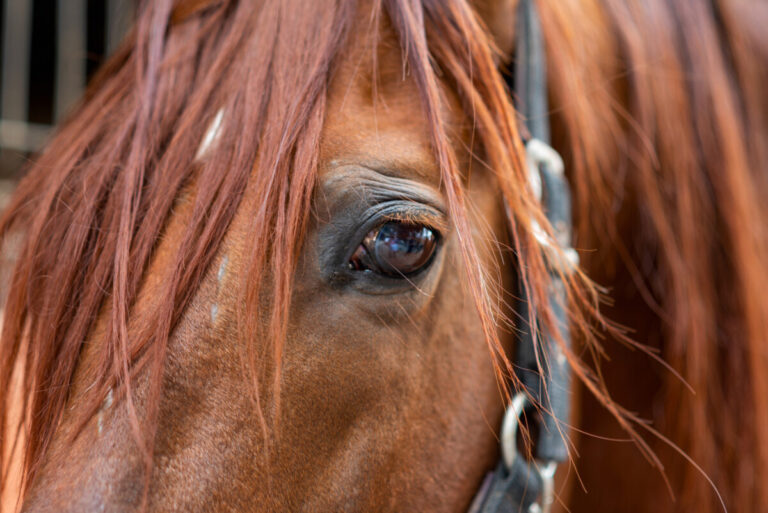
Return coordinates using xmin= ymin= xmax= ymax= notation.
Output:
xmin=468 ymin=461 xmax=541 ymax=513
xmin=510 ymin=0 xmax=572 ymax=466
xmin=470 ymin=0 xmax=575 ymax=511
xmin=513 ymin=0 xmax=549 ymax=143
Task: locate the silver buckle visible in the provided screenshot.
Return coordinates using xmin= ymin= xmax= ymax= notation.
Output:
xmin=501 ymin=392 xmax=558 ymax=513
xmin=524 ymin=138 xmax=579 ymax=272
xmin=525 ymin=138 xmax=564 ymax=203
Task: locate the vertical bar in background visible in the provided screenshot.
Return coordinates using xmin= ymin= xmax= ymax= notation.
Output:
xmin=1 ymin=0 xmax=33 ymax=122
xmin=106 ymin=0 xmax=133 ymax=56
xmin=55 ymin=0 xmax=87 ymax=121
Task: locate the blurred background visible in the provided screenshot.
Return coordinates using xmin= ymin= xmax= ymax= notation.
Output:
xmin=0 ymin=0 xmax=133 ymax=184
xmin=0 ymin=0 xmax=133 ymax=298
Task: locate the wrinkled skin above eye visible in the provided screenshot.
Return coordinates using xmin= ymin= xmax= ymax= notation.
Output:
xmin=348 ymin=221 xmax=438 ymax=276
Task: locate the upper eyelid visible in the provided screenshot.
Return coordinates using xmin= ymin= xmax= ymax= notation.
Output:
xmin=377 ymin=209 xmax=447 ymax=234
xmin=361 ymin=201 xmax=448 ymax=235
xmin=321 ymin=165 xmax=446 ymax=214
xmin=361 ymin=185 xmax=445 ymax=214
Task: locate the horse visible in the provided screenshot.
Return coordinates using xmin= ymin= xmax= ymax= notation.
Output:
xmin=1 ymin=0 xmax=767 ymax=511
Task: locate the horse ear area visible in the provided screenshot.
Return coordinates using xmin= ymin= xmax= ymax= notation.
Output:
xmin=471 ymin=0 xmax=518 ymax=62
xmin=171 ymin=0 xmax=223 ymax=24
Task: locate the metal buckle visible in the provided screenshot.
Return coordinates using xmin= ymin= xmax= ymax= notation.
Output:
xmin=525 ymin=138 xmax=564 ymax=203
xmin=501 ymin=392 xmax=558 ymax=513
xmin=524 ymin=138 xmax=579 ymax=272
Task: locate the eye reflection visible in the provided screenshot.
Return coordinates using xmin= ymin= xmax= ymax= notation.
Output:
xmin=348 ymin=221 xmax=438 ymax=277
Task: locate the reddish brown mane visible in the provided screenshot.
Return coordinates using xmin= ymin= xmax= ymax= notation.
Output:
xmin=539 ymin=2 xmax=768 ymax=510
xmin=1 ymin=1 xmax=767 ymax=512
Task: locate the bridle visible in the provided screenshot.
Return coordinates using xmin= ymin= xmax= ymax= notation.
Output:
xmin=468 ymin=0 xmax=577 ymax=512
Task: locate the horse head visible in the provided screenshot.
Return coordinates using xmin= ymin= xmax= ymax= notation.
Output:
xmin=3 ymin=1 xmax=768 ymax=512
xmin=6 ymin=1 xmax=546 ymax=511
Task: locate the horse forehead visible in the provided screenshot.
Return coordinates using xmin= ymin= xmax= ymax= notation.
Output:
xmin=319 ymin=19 xmax=465 ymax=187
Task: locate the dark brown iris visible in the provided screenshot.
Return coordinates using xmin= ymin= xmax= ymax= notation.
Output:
xmin=348 ymin=221 xmax=438 ymax=277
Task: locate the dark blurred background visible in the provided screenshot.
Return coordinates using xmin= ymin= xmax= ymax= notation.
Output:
xmin=0 ymin=0 xmax=133 ymax=183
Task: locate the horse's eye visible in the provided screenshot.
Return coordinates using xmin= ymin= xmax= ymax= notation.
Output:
xmin=349 ymin=221 xmax=438 ymax=277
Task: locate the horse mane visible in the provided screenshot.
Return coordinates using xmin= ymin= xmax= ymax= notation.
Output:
xmin=541 ymin=1 xmax=768 ymax=510
xmin=0 ymin=1 xmax=766 ymax=512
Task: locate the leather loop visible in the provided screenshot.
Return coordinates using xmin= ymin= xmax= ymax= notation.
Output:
xmin=468 ymin=460 xmax=542 ymax=513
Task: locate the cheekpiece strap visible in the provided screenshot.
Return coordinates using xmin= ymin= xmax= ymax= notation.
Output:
xmin=471 ymin=0 xmax=577 ymax=511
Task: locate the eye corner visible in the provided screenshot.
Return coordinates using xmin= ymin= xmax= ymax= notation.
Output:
xmin=328 ymin=269 xmax=356 ymax=288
